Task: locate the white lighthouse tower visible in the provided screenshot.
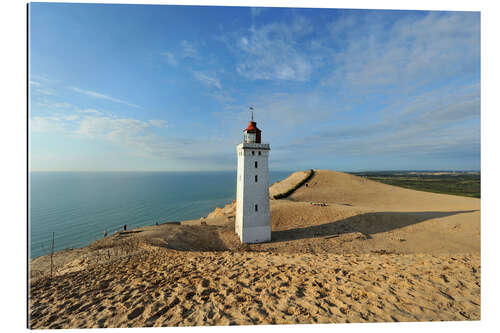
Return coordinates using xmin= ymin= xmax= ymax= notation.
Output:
xmin=235 ymin=113 xmax=271 ymax=243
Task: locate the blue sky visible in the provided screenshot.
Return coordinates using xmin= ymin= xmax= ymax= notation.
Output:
xmin=28 ymin=3 xmax=480 ymax=171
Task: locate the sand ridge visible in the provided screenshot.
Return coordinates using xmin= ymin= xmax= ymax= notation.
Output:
xmin=269 ymin=170 xmax=310 ymax=198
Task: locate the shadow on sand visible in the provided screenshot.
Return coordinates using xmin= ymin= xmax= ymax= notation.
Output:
xmin=156 ymin=225 xmax=231 ymax=252
xmin=271 ymin=210 xmax=478 ymax=242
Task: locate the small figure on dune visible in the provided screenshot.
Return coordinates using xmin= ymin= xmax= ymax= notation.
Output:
xmin=123 ymin=224 xmax=127 ymax=231
xmin=103 ymin=230 xmax=107 ymax=237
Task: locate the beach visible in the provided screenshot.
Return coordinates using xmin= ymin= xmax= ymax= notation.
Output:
xmin=29 ymin=170 xmax=481 ymax=328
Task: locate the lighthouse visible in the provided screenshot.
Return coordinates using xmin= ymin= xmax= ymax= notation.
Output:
xmin=235 ymin=113 xmax=271 ymax=243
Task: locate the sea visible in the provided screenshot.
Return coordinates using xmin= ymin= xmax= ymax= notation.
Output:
xmin=28 ymin=171 xmax=291 ymax=259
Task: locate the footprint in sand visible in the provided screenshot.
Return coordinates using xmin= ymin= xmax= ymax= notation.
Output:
xmin=127 ymin=306 xmax=144 ymax=320
xmin=97 ymin=318 xmax=107 ymax=327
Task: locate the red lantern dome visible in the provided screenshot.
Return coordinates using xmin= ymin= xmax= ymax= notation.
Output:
xmin=244 ymin=121 xmax=261 ymax=143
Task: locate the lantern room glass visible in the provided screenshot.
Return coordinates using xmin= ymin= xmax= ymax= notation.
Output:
xmin=245 ymin=132 xmax=256 ymax=143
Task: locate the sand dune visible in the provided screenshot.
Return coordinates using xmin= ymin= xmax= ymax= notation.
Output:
xmin=289 ymin=170 xmax=479 ymax=212
xmin=221 ymin=170 xmax=479 ymax=255
xmin=29 ymin=170 xmax=480 ymax=328
xmin=269 ymin=170 xmax=310 ymax=198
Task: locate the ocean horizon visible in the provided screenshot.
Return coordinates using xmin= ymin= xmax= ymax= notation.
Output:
xmin=29 ymin=170 xmax=291 ymax=259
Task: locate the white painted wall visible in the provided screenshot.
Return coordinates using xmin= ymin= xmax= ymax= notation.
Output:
xmin=235 ymin=142 xmax=271 ymax=243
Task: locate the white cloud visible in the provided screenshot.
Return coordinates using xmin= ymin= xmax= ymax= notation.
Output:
xmin=36 ymin=88 xmax=56 ymax=96
xmin=31 ymin=116 xmax=67 ymax=133
xmin=193 ymin=71 xmax=222 ymax=89
xmin=232 ymin=18 xmax=314 ymax=82
xmin=32 ymin=109 xmax=176 ymax=159
xmin=52 ymin=102 xmax=73 ymax=109
xmin=288 ymin=83 xmax=480 ymax=158
xmin=30 ymin=74 xmax=58 ymax=84
xmin=148 ymin=119 xmax=167 ymax=128
xmin=78 ymin=108 xmax=103 ymax=115
xmin=204 ymin=91 xmax=235 ymax=104
xmin=62 ymin=114 xmax=79 ymax=121
xmin=254 ymin=92 xmax=338 ymax=129
xmin=208 ymin=11 xmax=479 ymax=169
xmin=162 ymin=51 xmax=177 ymax=66
xmin=72 ymin=114 xmax=220 ymax=160
xmin=161 ymin=40 xmax=199 ymax=67
xmin=76 ymin=116 xmax=149 ymax=138
xmin=69 ymin=86 xmax=141 ymax=109
xmin=250 ymin=7 xmax=266 ymax=17
xmin=181 ymin=40 xmax=198 ymax=59
xmin=323 ymin=12 xmax=480 ymax=92
xmin=29 ymin=78 xmax=57 ymax=96
xmin=216 ymin=11 xmax=478 ymax=87
xmin=76 ymin=116 xmax=168 ymax=157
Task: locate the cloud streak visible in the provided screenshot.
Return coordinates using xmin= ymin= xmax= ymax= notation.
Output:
xmin=30 ymin=108 xmax=231 ymax=167
xmin=193 ymin=71 xmax=222 ymax=89
xmin=69 ymin=87 xmax=141 ymax=108
xmin=287 ymin=83 xmax=480 ymax=160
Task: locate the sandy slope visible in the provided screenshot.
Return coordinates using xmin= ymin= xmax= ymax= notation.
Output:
xmin=269 ymin=170 xmax=310 ymax=198
xmin=289 ymin=170 xmax=479 ymax=212
xmin=30 ymin=250 xmax=480 ymax=328
xmin=29 ymin=170 xmax=481 ymax=328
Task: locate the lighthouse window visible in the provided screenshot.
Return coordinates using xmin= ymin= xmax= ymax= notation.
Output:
xmin=255 ymin=161 xmax=258 ymax=168
xmin=255 ymin=175 xmax=258 ymax=182
xmin=252 ymin=151 xmax=255 ymax=155
xmin=258 ymin=151 xmax=261 ymax=156
xmin=255 ymin=204 xmax=258 ymax=212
